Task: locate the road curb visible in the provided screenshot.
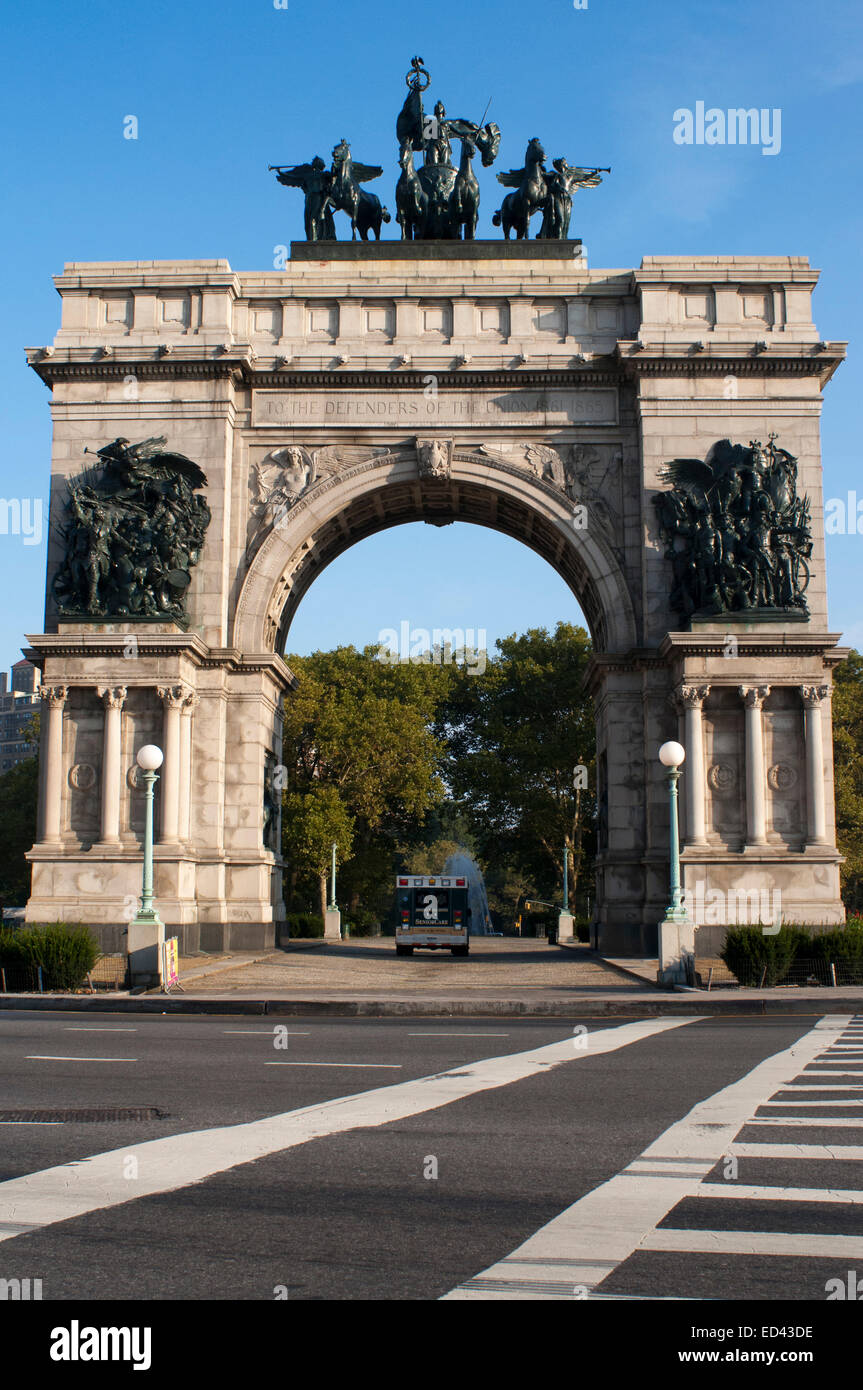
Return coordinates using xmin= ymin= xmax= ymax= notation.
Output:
xmin=0 ymin=994 xmax=860 ymax=1017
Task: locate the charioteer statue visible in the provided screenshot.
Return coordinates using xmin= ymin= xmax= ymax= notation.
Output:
xmin=269 ymin=56 xmax=608 ymax=242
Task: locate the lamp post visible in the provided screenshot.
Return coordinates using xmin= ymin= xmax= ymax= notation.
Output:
xmin=127 ymin=744 xmax=166 ymax=986
xmin=659 ymin=741 xmax=687 ymax=921
xmin=657 ymin=740 xmax=694 ymax=985
xmin=324 ymin=840 xmax=342 ymax=942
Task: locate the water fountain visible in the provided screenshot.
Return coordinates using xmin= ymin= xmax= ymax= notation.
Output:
xmin=444 ymin=850 xmax=493 ymax=936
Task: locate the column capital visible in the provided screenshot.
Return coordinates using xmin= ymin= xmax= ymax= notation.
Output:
xmin=97 ymin=685 xmax=127 ymax=710
xmin=800 ymin=684 xmax=829 ymax=708
xmin=677 ymin=684 xmax=711 ymax=710
xmin=738 ymin=685 xmax=771 ymax=709
xmin=40 ymin=684 xmax=69 ymax=708
xmin=157 ymin=683 xmax=191 ymax=709
xmin=181 ymin=691 xmax=200 ymax=715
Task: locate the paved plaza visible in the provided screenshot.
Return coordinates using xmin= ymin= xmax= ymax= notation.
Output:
xmin=179 ymin=937 xmax=651 ymax=997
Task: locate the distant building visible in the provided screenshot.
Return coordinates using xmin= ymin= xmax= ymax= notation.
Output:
xmin=0 ymin=660 xmax=40 ymax=773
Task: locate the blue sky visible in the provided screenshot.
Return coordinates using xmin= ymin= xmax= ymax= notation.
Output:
xmin=2 ymin=0 xmax=861 ymax=670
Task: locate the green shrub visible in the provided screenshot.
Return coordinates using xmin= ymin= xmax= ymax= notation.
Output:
xmin=284 ymin=913 xmax=324 ymax=939
xmin=810 ymin=924 xmax=863 ymax=985
xmin=720 ymin=925 xmax=808 ymax=987
xmin=345 ymin=907 xmax=379 ymax=937
xmin=0 ymin=923 xmax=100 ymax=991
xmin=573 ymin=916 xmax=592 ymax=944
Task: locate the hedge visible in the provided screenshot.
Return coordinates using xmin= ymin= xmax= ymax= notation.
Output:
xmin=721 ymin=922 xmax=863 ymax=987
xmin=0 ymin=923 xmax=100 ymax=991
xmin=283 ymin=913 xmax=325 ymax=939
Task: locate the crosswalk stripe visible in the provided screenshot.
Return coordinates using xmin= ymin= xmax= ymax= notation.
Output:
xmin=731 ymin=1143 xmax=863 ymax=1160
xmin=443 ymin=1015 xmax=849 ymax=1300
xmin=0 ymin=1016 xmax=696 ymax=1246
xmin=643 ymin=1229 xmax=863 ymax=1257
xmin=746 ymin=1116 xmax=863 ymax=1127
xmin=760 ymin=1098 xmax=863 ymax=1106
xmin=695 ymin=1183 xmax=863 ymax=1203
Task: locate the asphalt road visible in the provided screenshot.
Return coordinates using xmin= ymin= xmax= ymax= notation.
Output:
xmin=1 ymin=1009 xmax=861 ymax=1302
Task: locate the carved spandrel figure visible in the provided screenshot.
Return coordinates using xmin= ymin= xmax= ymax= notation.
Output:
xmin=416 ymin=438 xmax=451 ymax=479
xmin=253 ymin=446 xmax=318 ymax=531
xmin=52 ymin=436 xmax=210 ymax=623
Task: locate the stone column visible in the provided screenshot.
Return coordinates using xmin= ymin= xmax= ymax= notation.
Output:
xmin=800 ymin=685 xmax=829 ymax=845
xmin=97 ymin=686 xmax=127 ymax=844
xmin=739 ymin=686 xmax=771 ymax=846
xmin=157 ymin=685 xmax=186 ymax=843
xmin=678 ymin=685 xmax=710 ymax=845
xmin=39 ymin=685 xmax=68 ymax=844
xmin=179 ymin=692 xmax=199 ymax=842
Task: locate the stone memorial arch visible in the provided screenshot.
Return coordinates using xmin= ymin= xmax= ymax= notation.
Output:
xmin=24 ymin=241 xmax=847 ymax=954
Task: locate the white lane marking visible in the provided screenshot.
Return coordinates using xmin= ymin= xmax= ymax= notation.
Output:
xmin=732 ymin=1144 xmax=863 ymax=1160
xmin=24 ymin=1056 xmax=137 ymax=1063
xmin=781 ymin=1084 xmax=863 ymax=1090
xmin=264 ymin=1062 xmax=403 ymax=1069
xmin=0 ymin=1122 xmax=63 ymax=1126
xmin=443 ymin=1015 xmax=848 ymax=1300
xmin=64 ymin=1028 xmax=137 ymax=1033
xmin=223 ymin=1031 xmax=310 ymax=1036
xmin=644 ymin=1229 xmax=863 ymax=1258
xmin=0 ymin=1016 xmax=696 ymax=1244
xmin=695 ymin=1184 xmax=863 ymax=1203
xmin=408 ymin=1032 xmax=510 ymax=1037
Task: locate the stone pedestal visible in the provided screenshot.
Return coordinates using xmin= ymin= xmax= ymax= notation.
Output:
xmin=324 ymin=908 xmax=342 ymax=942
xmin=127 ymin=912 xmax=165 ymax=988
xmin=557 ymin=911 xmax=576 ymax=943
xmin=657 ymin=918 xmax=695 ymax=986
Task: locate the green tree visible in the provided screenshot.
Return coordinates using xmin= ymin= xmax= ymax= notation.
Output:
xmin=281 ymin=646 xmax=451 ymax=918
xmin=282 ymin=785 xmax=354 ymax=919
xmin=0 ymin=756 xmax=39 ymax=904
xmin=438 ymin=622 xmax=596 ymax=909
xmin=833 ymin=649 xmax=863 ymax=912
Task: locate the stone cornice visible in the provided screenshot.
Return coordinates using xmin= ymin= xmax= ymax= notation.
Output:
xmin=659 ymin=631 xmax=846 ymax=661
xmin=26 ymin=354 xmax=626 ymax=390
xmin=23 ymin=632 xmax=297 ymax=688
xmin=28 ymin=342 xmax=844 ymax=391
xmin=617 ymin=342 xmax=845 ymax=388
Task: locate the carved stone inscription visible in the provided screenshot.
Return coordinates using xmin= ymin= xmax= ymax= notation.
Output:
xmin=252 ymin=388 xmax=618 ymax=429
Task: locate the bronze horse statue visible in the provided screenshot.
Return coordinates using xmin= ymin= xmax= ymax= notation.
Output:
xmin=396 ymin=121 xmax=499 ymax=239
xmin=329 ymin=139 xmax=392 ymax=241
xmin=395 ymin=140 xmax=427 ymax=240
xmin=493 ymin=137 xmax=549 ymax=240
xmin=450 ymin=121 xmax=499 ymax=240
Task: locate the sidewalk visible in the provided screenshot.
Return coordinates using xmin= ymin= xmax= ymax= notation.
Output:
xmin=1 ymin=937 xmax=861 ymax=1016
